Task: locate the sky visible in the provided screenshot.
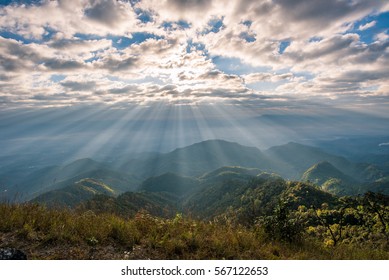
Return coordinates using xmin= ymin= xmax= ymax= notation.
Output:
xmin=1 ymin=0 xmax=389 ymax=157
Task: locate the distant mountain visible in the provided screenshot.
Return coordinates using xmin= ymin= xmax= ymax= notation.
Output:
xmin=2 ymin=139 xmax=388 ymax=201
xmin=264 ymin=142 xmax=362 ymax=179
xmin=183 ymin=174 xmax=287 ymax=222
xmin=0 ymin=158 xmax=139 ymax=201
xmin=310 ymin=136 xmax=389 ymax=158
xmin=31 ymin=178 xmax=116 ymax=207
xmin=120 ymin=139 xmax=271 ymax=178
xmin=301 ymin=161 xmax=357 ymax=195
xmin=183 ymin=175 xmax=337 ymax=224
xmin=45 ymin=168 xmax=140 ymax=194
xmin=354 ymin=163 xmax=384 ymax=182
xmin=199 ymin=166 xmax=262 ymax=183
xmin=14 ymin=158 xmax=106 ymax=196
xmin=302 ymin=161 xmax=354 ymax=185
xmin=139 ymin=172 xmax=200 ymax=196
xmin=359 ymin=177 xmax=389 ymax=195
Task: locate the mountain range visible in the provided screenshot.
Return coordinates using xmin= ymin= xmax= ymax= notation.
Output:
xmin=0 ymin=139 xmax=388 ymax=207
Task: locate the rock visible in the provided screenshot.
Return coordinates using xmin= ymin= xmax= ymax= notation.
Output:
xmin=0 ymin=248 xmax=27 ymax=260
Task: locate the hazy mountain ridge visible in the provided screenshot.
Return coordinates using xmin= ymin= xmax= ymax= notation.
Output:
xmin=139 ymin=172 xmax=200 ymax=196
xmin=1 ymin=139 xmax=388 ymax=203
xmin=31 ymin=178 xmax=117 ymax=208
xmin=119 ymin=139 xmax=270 ymax=178
xmin=0 ymin=158 xmax=140 ymax=201
xmin=301 ymin=161 xmax=357 ymax=195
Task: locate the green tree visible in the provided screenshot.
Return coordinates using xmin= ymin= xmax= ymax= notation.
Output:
xmin=260 ymin=200 xmax=303 ymax=243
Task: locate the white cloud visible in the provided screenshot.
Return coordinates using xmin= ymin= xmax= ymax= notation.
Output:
xmin=0 ymin=0 xmax=389 ymax=109
xmin=0 ymin=0 xmax=139 ymax=39
xmin=244 ymin=72 xmax=293 ymax=84
xmin=359 ymin=20 xmax=377 ymax=31
xmin=375 ymin=32 xmax=389 ymax=42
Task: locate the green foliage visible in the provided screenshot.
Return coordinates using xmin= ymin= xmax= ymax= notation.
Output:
xmin=81 ymin=191 xmax=178 ymax=218
xmin=140 ymin=172 xmax=200 ymax=196
xmin=199 ymin=166 xmax=262 ymax=183
xmin=301 ymin=161 xmax=357 ymax=195
xmin=282 ymin=181 xmax=338 ymax=209
xmin=31 ymin=178 xmax=117 ymax=208
xmin=1 ymin=195 xmax=389 ymax=260
xmin=259 ymin=200 xmax=304 ymax=243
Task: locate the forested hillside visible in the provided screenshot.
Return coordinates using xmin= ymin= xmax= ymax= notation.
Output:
xmin=1 ymin=140 xmax=389 ymax=260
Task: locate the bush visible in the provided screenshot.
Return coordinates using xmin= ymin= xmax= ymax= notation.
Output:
xmin=259 ymin=201 xmax=304 ymax=243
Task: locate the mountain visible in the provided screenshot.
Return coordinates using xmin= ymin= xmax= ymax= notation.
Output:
xmin=31 ymin=178 xmax=116 ymax=207
xmin=2 ymin=139 xmax=388 ymax=201
xmin=281 ymin=181 xmax=338 ymax=209
xmin=301 ymin=161 xmax=357 ymax=195
xmin=139 ymin=172 xmax=200 ymax=196
xmin=129 ymin=140 xmax=382 ymax=184
xmin=3 ymin=158 xmax=106 ymax=198
xmin=310 ymin=136 xmax=389 ymax=159
xmin=359 ymin=177 xmax=389 ymax=195
xmin=183 ymin=174 xmax=338 ymax=225
xmin=264 ymin=142 xmax=361 ymax=179
xmin=199 ymin=166 xmax=262 ymax=183
xmin=120 ymin=139 xmax=272 ymax=178
xmin=0 ymin=158 xmax=139 ymax=201
xmin=45 ymin=168 xmax=140 ymax=194
xmin=183 ymin=174 xmax=287 ymax=223
xmin=301 ymin=161 xmax=355 ymax=185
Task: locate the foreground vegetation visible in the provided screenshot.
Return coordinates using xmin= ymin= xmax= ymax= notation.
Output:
xmin=1 ymin=193 xmax=388 ymax=260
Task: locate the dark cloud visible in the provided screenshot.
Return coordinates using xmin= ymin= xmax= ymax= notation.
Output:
xmin=0 ymin=74 xmax=12 ymax=81
xmin=329 ymin=70 xmax=389 ymax=83
xmin=97 ymin=56 xmax=139 ymax=72
xmin=32 ymin=92 xmax=71 ymax=101
xmin=284 ymin=34 xmax=359 ymax=62
xmin=84 ymin=0 xmax=132 ymax=27
xmin=168 ymin=0 xmax=212 ymax=10
xmin=198 ymin=70 xmax=242 ymax=82
xmin=5 ymin=41 xmax=40 ymax=61
xmin=108 ymin=85 xmax=140 ymax=94
xmin=0 ymin=38 xmax=41 ymax=72
xmin=61 ymin=81 xmax=96 ymax=91
xmin=43 ymin=59 xmax=85 ymax=71
xmin=272 ymin=0 xmax=384 ymax=23
xmin=350 ymin=41 xmax=389 ymax=64
xmin=306 ymin=35 xmax=358 ymax=59
xmin=48 ymin=39 xmax=101 ymax=50
xmin=0 ymin=55 xmax=26 ymax=72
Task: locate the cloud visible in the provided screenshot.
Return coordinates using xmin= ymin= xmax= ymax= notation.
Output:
xmin=96 ymin=55 xmax=139 ymax=72
xmin=244 ymin=73 xmax=293 ymax=84
xmin=359 ymin=20 xmax=377 ymax=31
xmin=60 ymin=81 xmax=96 ymax=91
xmin=84 ymin=0 xmax=134 ymax=28
xmin=375 ymin=32 xmax=389 ymax=42
xmin=168 ymin=0 xmax=212 ymax=10
xmin=0 ymin=0 xmax=138 ymax=39
xmin=0 ymin=0 xmax=388 ymax=111
xmin=42 ymin=59 xmax=86 ymax=71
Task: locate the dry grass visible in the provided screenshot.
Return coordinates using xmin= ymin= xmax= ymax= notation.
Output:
xmin=1 ymin=203 xmax=388 ymax=260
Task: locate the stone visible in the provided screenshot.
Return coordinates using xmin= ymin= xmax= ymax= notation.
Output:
xmin=0 ymin=248 xmax=27 ymax=260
